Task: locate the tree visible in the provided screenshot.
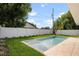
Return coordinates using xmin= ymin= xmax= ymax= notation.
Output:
xmin=53 ymin=11 xmax=79 ymax=30
xmin=0 ymin=3 xmax=32 ymax=27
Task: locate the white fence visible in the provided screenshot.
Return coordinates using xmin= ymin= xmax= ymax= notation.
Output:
xmin=56 ymin=30 xmax=79 ymax=36
xmin=0 ymin=27 xmax=53 ymax=38
xmin=0 ymin=27 xmax=79 ymax=38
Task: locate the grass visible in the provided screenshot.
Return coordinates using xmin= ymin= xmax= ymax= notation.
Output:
xmin=5 ymin=34 xmax=79 ymax=56
xmin=55 ymin=34 xmax=79 ymax=38
xmin=5 ymin=34 xmax=54 ymax=56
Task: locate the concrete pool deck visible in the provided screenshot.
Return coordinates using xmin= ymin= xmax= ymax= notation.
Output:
xmin=44 ymin=37 xmax=79 ymax=56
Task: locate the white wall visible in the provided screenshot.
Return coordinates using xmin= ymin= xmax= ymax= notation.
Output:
xmin=56 ymin=30 xmax=79 ymax=35
xmin=1 ymin=27 xmax=79 ymax=38
xmin=0 ymin=27 xmax=53 ymax=38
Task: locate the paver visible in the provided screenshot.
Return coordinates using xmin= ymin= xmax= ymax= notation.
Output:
xmin=44 ymin=38 xmax=79 ymax=56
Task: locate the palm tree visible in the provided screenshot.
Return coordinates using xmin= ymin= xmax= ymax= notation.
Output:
xmin=51 ymin=8 xmax=56 ymax=34
xmin=53 ymin=11 xmax=77 ymax=30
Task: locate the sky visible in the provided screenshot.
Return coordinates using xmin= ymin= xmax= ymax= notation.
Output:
xmin=27 ymin=3 xmax=69 ymax=28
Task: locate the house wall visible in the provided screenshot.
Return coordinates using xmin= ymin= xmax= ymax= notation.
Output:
xmin=68 ymin=3 xmax=79 ymax=25
xmin=0 ymin=27 xmax=53 ymax=38
xmin=56 ymin=30 xmax=79 ymax=35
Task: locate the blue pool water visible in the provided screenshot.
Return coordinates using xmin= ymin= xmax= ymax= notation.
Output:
xmin=23 ymin=36 xmax=66 ymax=52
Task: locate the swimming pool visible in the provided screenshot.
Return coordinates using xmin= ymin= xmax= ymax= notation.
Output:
xmin=22 ymin=36 xmax=66 ymax=52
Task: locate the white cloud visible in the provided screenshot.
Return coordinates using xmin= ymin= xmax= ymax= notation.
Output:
xmin=27 ymin=19 xmax=41 ymax=28
xmin=27 ymin=18 xmax=53 ymax=28
xmin=57 ymin=12 xmax=67 ymax=18
xmin=58 ymin=12 xmax=65 ymax=17
xmin=55 ymin=12 xmax=67 ymax=20
xmin=46 ymin=19 xmax=52 ymax=25
xmin=28 ymin=11 xmax=37 ymax=16
xmin=36 ymin=23 xmax=41 ymax=28
xmin=27 ymin=19 xmax=36 ymax=24
xmin=44 ymin=19 xmax=53 ymax=28
xmin=41 ymin=4 xmax=45 ymax=7
xmin=41 ymin=4 xmax=47 ymax=7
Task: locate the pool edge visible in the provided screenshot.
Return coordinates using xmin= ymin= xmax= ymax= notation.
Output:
xmin=21 ymin=41 xmax=45 ymax=56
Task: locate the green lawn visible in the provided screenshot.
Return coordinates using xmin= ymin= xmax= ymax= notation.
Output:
xmin=5 ymin=34 xmax=79 ymax=56
xmin=5 ymin=34 xmax=54 ymax=56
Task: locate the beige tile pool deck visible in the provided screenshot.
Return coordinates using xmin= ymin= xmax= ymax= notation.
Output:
xmin=44 ymin=37 xmax=79 ymax=56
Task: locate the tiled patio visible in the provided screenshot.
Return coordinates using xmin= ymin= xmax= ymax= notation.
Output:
xmin=44 ymin=37 xmax=79 ymax=56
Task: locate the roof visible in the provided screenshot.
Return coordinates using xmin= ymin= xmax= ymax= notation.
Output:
xmin=24 ymin=22 xmax=37 ymax=29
